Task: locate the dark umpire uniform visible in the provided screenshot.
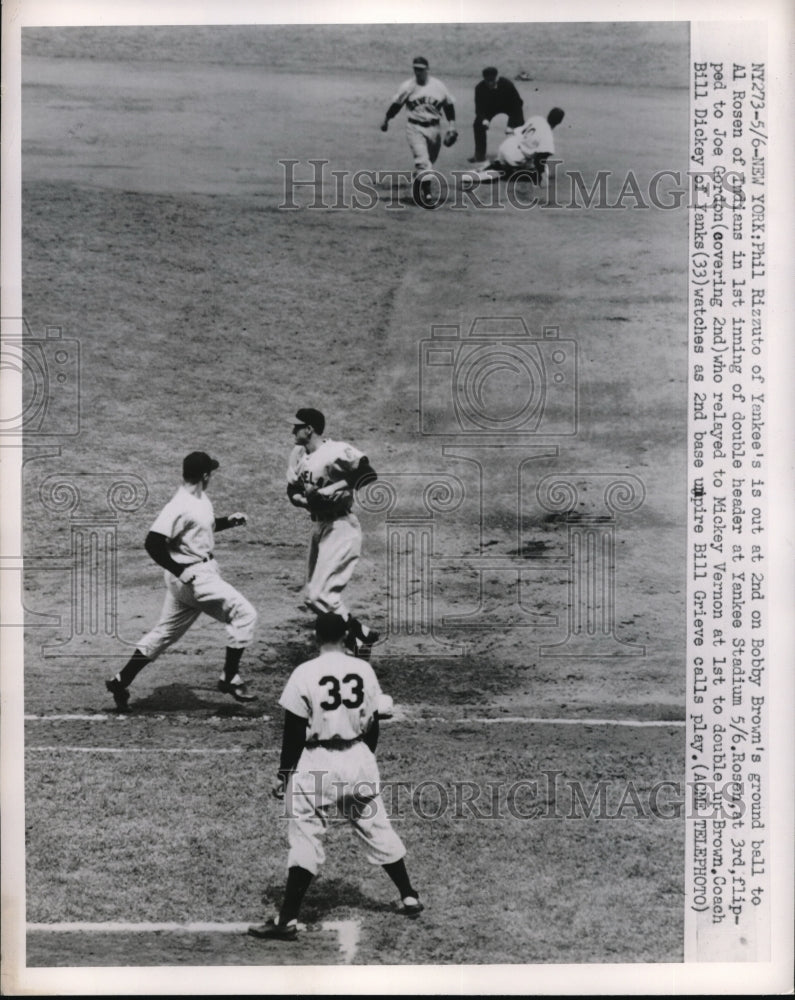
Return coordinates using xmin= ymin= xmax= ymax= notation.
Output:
xmin=470 ymin=67 xmax=524 ymax=163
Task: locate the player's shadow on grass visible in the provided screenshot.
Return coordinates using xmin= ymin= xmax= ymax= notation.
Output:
xmin=262 ymin=877 xmax=394 ymax=919
xmin=129 ymin=682 xmax=262 ymax=717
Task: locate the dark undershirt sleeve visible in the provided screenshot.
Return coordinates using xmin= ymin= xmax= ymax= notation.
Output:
xmin=278 ymin=710 xmax=308 ymax=777
xmin=144 ymin=531 xmax=184 ymax=578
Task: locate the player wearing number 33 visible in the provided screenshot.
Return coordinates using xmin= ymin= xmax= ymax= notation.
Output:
xmin=286 ymin=408 xmax=379 ymax=657
xmin=248 ymin=613 xmax=423 ymax=941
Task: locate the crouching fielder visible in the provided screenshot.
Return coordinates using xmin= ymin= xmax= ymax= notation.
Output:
xmin=248 ymin=612 xmax=423 ymax=941
xmin=105 ymin=451 xmax=257 ymax=712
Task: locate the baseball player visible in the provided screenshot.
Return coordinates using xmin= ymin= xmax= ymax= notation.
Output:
xmin=248 ymin=612 xmax=423 ymax=941
xmin=468 ymin=66 xmax=525 ymax=164
xmin=472 ymin=107 xmax=565 ymax=183
xmin=286 ymin=407 xmax=378 ymax=657
xmin=105 ymin=451 xmax=258 ymax=712
xmin=380 ymin=55 xmax=457 ymax=203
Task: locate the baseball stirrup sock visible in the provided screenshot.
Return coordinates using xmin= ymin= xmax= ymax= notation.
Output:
xmin=118 ymin=650 xmax=150 ymax=687
xmin=279 ymin=866 xmax=314 ymax=924
xmin=382 ymin=859 xmax=414 ymax=899
xmin=223 ymin=646 xmax=244 ymax=682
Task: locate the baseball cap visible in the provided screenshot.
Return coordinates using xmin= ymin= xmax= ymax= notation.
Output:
xmin=315 ymin=612 xmax=349 ymax=643
xmin=482 ymin=66 xmax=498 ymax=80
xmin=293 ymin=407 xmax=325 ymax=435
xmin=182 ymin=451 xmax=219 ymax=480
xmin=412 ymin=56 xmax=429 ymax=68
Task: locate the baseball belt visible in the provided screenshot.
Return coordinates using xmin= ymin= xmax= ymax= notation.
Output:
xmin=408 ymin=117 xmax=438 ymax=126
xmin=308 ymin=736 xmax=364 ymax=750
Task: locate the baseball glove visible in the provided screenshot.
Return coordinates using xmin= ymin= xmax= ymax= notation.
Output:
xmin=443 ymin=129 xmax=458 ymax=147
xmin=305 ymin=488 xmax=346 ymax=517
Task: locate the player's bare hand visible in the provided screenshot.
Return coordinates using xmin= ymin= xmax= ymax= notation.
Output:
xmin=271 ymin=776 xmax=287 ymax=800
xmin=481 ymin=119 xmax=490 ymax=129
xmin=380 ymin=120 xmax=389 ymax=132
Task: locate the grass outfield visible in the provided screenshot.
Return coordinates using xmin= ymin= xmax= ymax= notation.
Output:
xmin=19 ymin=22 xmax=688 ymax=967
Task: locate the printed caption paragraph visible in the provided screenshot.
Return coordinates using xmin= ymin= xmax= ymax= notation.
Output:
xmin=686 ymin=23 xmax=769 ymax=963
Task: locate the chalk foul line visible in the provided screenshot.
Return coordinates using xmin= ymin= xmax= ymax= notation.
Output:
xmin=26 ymin=920 xmax=360 ymax=963
xmin=24 ymin=712 xmax=683 ymax=728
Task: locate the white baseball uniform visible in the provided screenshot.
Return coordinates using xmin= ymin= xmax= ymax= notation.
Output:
xmin=287 ymin=438 xmax=368 ymax=618
xmin=136 ymin=485 xmax=257 ymax=660
xmin=280 ymin=649 xmax=405 ymax=875
xmin=496 ymin=114 xmax=556 ymax=168
xmin=390 ymin=75 xmax=456 ymax=174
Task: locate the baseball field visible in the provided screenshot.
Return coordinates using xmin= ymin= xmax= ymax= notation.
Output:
xmin=19 ymin=21 xmax=689 ymax=973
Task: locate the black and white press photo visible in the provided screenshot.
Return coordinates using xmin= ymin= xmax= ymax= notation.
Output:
xmin=1 ymin=0 xmax=791 ymax=995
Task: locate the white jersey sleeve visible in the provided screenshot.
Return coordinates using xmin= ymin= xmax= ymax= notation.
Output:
xmin=390 ymin=77 xmax=417 ymax=107
xmin=324 ymin=441 xmax=366 ymax=484
xmin=286 ymin=445 xmax=304 ymax=487
xmin=149 ymin=493 xmax=185 ymax=540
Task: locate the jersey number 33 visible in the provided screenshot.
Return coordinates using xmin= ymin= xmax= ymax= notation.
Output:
xmin=319 ymin=673 xmax=364 ymax=710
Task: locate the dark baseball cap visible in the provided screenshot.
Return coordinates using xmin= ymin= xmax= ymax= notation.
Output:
xmin=412 ymin=56 xmax=429 ymax=68
xmin=482 ymin=66 xmax=498 ymax=80
xmin=294 ymin=407 xmax=325 ymax=434
xmin=315 ymin=612 xmax=349 ymax=643
xmin=183 ymin=451 xmax=219 ymax=480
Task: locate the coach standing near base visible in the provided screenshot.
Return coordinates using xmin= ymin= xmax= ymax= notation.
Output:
xmin=469 ymin=66 xmax=525 ymax=164
xmin=248 ymin=612 xmax=423 ymax=941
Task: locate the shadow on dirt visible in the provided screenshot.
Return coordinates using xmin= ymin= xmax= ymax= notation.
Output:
xmin=129 ymin=682 xmax=262 ymax=717
xmin=260 ymin=877 xmax=394 ymax=918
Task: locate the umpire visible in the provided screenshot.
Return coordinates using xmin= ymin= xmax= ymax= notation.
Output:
xmin=469 ymin=66 xmax=524 ymax=163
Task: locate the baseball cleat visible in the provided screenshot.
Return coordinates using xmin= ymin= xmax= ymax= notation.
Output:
xmin=248 ymin=918 xmax=298 ymax=941
xmin=217 ymin=679 xmax=257 ymax=702
xmin=105 ymin=677 xmax=131 ymax=713
xmin=399 ymin=895 xmax=424 ymax=918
